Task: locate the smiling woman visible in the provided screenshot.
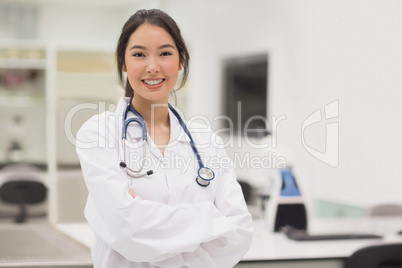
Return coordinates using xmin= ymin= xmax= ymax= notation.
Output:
xmin=76 ymin=9 xmax=253 ymax=268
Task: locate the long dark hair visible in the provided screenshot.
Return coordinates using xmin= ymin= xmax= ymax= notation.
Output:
xmin=116 ymin=9 xmax=190 ymax=98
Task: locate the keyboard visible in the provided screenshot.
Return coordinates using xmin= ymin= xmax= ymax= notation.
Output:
xmin=281 ymin=225 xmax=383 ymax=241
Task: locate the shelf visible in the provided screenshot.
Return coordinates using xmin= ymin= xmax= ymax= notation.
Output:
xmin=0 ymin=58 xmax=47 ymax=70
xmin=0 ymin=95 xmax=45 ymax=107
xmin=57 ymin=50 xmax=115 ymax=72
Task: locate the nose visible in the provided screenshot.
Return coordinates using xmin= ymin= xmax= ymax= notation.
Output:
xmin=146 ymin=57 xmax=160 ymax=74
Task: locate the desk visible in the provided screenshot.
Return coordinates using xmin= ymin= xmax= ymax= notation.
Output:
xmin=236 ymin=216 xmax=402 ymax=268
xmin=55 ymin=217 xmax=402 ymax=268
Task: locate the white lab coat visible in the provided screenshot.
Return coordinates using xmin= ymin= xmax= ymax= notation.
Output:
xmin=76 ymin=97 xmax=253 ymax=268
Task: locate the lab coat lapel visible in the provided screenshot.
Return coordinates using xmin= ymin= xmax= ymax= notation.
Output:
xmin=168 ymin=108 xmax=191 ymax=144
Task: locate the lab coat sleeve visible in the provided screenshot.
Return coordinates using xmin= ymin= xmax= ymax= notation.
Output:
xmin=199 ymin=164 xmax=253 ymax=267
xmin=75 ymin=114 xmax=236 ymax=264
xmin=189 ymin=137 xmax=253 ymax=267
xmin=152 ymin=136 xmax=254 ymax=268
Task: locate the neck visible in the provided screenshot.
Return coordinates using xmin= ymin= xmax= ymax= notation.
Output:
xmin=131 ymin=97 xmax=170 ymax=127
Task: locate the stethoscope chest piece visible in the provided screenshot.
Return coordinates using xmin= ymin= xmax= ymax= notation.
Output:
xmin=196 ymin=167 xmax=215 ymax=187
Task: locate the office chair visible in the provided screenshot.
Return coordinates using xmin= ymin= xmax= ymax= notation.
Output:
xmin=0 ymin=164 xmax=48 ymax=223
xmin=238 ymin=180 xmax=252 ymax=203
xmin=367 ymin=203 xmax=402 ymax=217
xmin=345 ymin=243 xmax=402 ymax=268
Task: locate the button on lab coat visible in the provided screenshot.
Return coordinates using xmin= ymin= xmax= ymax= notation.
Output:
xmin=76 ymin=97 xmax=253 ymax=268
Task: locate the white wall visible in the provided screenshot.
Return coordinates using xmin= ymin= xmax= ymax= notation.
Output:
xmin=35 ymin=0 xmax=166 ymax=48
xmin=15 ymin=0 xmax=402 ymax=210
xmin=163 ymin=0 xmax=402 ymax=208
xmin=36 ymin=3 xmax=131 ymax=49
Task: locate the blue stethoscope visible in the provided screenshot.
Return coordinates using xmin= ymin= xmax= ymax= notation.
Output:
xmin=119 ymin=99 xmax=215 ymax=187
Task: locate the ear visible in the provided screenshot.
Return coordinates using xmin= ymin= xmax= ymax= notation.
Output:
xmin=179 ymin=58 xmax=184 ymax=71
xmin=179 ymin=53 xmax=185 ymax=71
xmin=122 ymin=63 xmax=127 ymax=72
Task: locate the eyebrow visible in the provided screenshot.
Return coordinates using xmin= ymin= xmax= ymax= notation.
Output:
xmin=129 ymin=44 xmax=175 ymax=50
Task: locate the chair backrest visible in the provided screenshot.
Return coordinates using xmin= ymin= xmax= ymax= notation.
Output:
xmin=345 ymin=243 xmax=402 ymax=268
xmin=0 ymin=180 xmax=47 ymax=204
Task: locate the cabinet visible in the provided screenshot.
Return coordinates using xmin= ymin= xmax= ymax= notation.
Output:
xmin=0 ymin=41 xmax=120 ymax=223
xmin=0 ymin=41 xmax=51 ymax=166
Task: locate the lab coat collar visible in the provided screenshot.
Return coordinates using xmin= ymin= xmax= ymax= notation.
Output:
xmin=115 ymin=97 xmax=130 ymax=116
xmin=116 ymin=97 xmax=190 ymax=143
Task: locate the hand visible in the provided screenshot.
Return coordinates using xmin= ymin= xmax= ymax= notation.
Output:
xmin=128 ymin=189 xmax=136 ymax=198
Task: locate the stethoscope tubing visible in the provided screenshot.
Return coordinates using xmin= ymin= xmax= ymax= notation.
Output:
xmin=121 ymin=139 xmax=149 ymax=177
xmin=167 ymin=104 xmax=204 ymax=169
xmin=120 ymin=99 xmax=214 ymax=185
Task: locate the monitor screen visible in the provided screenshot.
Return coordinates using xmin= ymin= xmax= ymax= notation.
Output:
xmin=222 ymin=53 xmax=269 ymax=137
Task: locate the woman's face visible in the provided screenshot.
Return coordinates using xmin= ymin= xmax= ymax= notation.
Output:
xmin=124 ymin=24 xmax=182 ymax=104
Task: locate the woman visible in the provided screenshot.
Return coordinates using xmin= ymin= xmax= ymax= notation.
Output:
xmin=76 ymin=9 xmax=253 ymax=268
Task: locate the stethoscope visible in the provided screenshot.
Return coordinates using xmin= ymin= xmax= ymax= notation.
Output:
xmin=119 ymin=99 xmax=215 ymax=187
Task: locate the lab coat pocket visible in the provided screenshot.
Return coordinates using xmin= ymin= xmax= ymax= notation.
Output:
xmin=127 ymin=170 xmax=169 ymax=203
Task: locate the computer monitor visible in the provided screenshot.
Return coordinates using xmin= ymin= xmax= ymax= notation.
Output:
xmin=222 ymin=53 xmax=269 ymax=138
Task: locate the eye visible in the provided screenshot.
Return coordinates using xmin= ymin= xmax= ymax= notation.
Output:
xmin=133 ymin=53 xmax=145 ymax=57
xmin=160 ymin=51 xmax=172 ymax=56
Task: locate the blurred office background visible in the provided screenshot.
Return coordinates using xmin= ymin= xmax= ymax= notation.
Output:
xmin=1 ymin=0 xmax=402 ymax=225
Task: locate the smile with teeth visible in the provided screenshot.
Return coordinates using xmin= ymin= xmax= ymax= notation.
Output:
xmin=143 ymin=79 xmax=165 ymax=85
